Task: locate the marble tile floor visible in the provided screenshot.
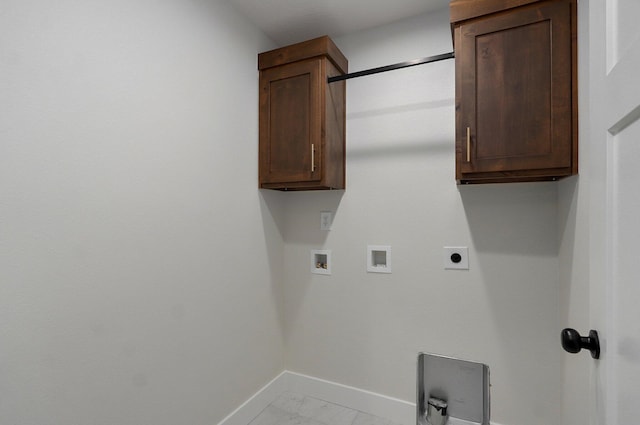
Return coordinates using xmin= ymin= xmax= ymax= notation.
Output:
xmin=249 ymin=392 xmax=401 ymax=425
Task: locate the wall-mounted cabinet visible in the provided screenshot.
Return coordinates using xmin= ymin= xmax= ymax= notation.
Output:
xmin=451 ymin=0 xmax=577 ymax=184
xmin=258 ymin=36 xmax=348 ymax=190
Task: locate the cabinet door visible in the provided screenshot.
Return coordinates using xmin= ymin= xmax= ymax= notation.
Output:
xmin=456 ymin=1 xmax=573 ymax=180
xmin=259 ymin=59 xmax=322 ymax=185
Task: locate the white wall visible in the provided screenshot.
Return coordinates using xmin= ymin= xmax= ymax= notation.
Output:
xmin=0 ymin=1 xmax=284 ymax=424
xmin=558 ymin=1 xmax=591 ymax=424
xmin=558 ymin=174 xmax=590 ymax=425
xmin=281 ymin=10 xmax=563 ymax=425
xmin=1 ymin=2 xmax=583 ymax=424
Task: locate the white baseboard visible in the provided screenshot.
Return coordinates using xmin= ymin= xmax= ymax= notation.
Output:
xmin=285 ymin=371 xmax=417 ymax=425
xmin=216 ymin=370 xmax=416 ymax=425
xmin=216 ymin=371 xmax=289 ymax=425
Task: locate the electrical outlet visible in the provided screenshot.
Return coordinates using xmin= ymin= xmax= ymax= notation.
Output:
xmin=443 ymin=246 xmax=469 ymax=270
xmin=320 ymin=211 xmax=333 ymax=230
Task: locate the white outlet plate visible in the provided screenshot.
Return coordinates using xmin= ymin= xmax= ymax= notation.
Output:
xmin=443 ymin=246 xmax=469 ymax=270
xmin=320 ymin=211 xmax=333 ymax=230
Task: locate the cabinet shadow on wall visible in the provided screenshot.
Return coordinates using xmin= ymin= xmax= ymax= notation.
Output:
xmin=258 ymin=189 xmax=287 ymax=240
xmin=346 ymin=137 xmax=451 ymax=161
xmin=458 ymin=180 xmax=566 ymax=257
xmin=346 ymin=99 xmax=453 ymax=121
xmin=259 ymin=188 xmax=345 ymax=246
xmin=345 ymin=98 xmax=454 ymax=160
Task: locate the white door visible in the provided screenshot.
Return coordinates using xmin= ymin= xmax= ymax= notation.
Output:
xmin=589 ymin=0 xmax=640 ymax=424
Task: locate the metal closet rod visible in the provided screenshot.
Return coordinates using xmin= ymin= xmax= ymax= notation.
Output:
xmin=328 ymin=51 xmax=454 ymax=83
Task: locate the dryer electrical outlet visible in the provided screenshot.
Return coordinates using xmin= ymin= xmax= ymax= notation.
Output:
xmin=443 ymin=246 xmax=469 ymax=270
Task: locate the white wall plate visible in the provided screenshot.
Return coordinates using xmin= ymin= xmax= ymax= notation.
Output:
xmin=443 ymin=246 xmax=469 ymax=270
xmin=367 ymin=245 xmax=391 ymax=273
xmin=311 ymin=249 xmax=332 ymax=275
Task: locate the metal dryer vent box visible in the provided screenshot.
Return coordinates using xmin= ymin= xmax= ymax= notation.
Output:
xmin=417 ymin=353 xmax=490 ymax=425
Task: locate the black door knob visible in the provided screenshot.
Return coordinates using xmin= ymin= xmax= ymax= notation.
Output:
xmin=561 ymin=328 xmax=600 ymax=359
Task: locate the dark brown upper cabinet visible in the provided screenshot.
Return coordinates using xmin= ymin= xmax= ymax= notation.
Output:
xmin=258 ymin=36 xmax=348 ymax=190
xmin=451 ymin=0 xmax=578 ymax=184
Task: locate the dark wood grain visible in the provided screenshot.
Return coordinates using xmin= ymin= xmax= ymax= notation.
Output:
xmin=453 ymin=0 xmax=577 ymax=184
xmin=258 ymin=36 xmax=347 ymax=190
xmin=450 ymin=0 xmax=540 ymax=25
xmin=258 ymin=36 xmax=348 ymax=75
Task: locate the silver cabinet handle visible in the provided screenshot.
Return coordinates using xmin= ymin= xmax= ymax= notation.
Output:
xmin=466 ymin=127 xmax=471 ymax=162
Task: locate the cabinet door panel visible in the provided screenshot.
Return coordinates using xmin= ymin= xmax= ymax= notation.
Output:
xmin=260 ymin=59 xmax=322 ymax=184
xmin=476 ymin=19 xmax=552 ymax=159
xmin=457 ymin=1 xmax=572 ymax=176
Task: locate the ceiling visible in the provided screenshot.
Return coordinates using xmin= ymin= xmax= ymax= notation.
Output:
xmin=230 ymin=0 xmax=450 ymax=46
